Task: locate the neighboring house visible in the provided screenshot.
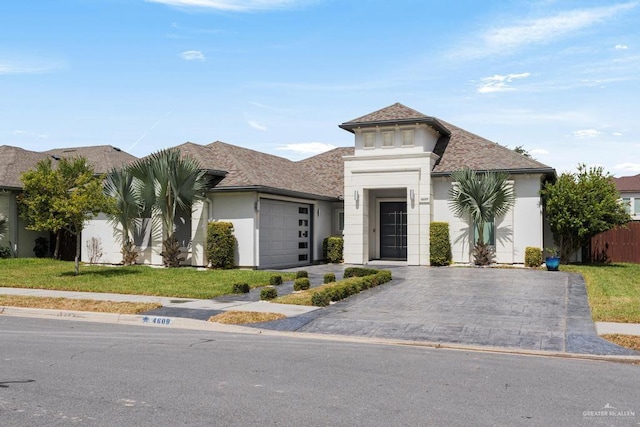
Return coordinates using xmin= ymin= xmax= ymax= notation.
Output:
xmin=85 ymin=103 xmax=556 ymax=269
xmin=614 ymin=174 xmax=640 ymax=220
xmin=0 ymin=145 xmax=136 ymax=257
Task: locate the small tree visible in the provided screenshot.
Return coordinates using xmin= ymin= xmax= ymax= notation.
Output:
xmin=449 ymin=168 xmax=516 ymax=265
xmin=541 ymin=164 xmax=631 ymax=263
xmin=20 ymin=157 xmax=112 ymax=275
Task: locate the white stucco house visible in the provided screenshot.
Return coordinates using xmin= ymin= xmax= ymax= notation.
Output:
xmin=82 ymin=103 xmax=555 ymax=269
xmin=614 ymin=174 xmax=640 ymax=221
xmin=3 ymin=103 xmax=556 ymax=268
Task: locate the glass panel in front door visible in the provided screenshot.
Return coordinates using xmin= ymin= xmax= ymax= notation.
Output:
xmin=379 ymin=202 xmax=407 ymax=259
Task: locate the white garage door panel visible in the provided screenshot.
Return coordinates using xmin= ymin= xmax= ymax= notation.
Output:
xmin=259 ymin=199 xmax=310 ymax=269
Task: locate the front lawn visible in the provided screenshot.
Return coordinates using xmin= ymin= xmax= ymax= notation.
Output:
xmin=562 ymin=263 xmax=640 ymax=323
xmin=0 ymin=258 xmax=295 ymax=299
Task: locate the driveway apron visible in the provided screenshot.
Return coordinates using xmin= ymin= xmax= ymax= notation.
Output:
xmin=261 ymin=266 xmax=635 ymax=355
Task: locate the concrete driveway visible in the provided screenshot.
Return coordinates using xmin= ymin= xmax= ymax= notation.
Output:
xmin=266 ymin=265 xmax=636 ymax=355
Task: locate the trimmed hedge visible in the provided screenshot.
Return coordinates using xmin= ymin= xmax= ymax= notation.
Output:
xmin=323 ymin=273 xmax=336 ymax=284
xmin=296 ymin=270 xmax=308 ymax=279
xmin=430 ymin=222 xmax=452 ymax=266
xmin=232 ymin=283 xmax=250 ymax=294
xmin=343 ymin=267 xmax=379 ymax=278
xmin=270 ymin=275 xmax=283 ymax=286
xmin=323 ymin=236 xmax=344 ymax=263
xmin=311 ymin=270 xmax=392 ymax=307
xmin=206 ymin=222 xmax=236 ymax=269
xmin=260 ymin=287 xmax=278 ymax=300
xmin=294 ymin=277 xmax=311 ymax=291
xmin=525 ymin=247 xmax=543 ymax=268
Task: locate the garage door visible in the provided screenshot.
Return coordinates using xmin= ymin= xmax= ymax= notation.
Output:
xmin=259 ymin=199 xmax=311 ymax=269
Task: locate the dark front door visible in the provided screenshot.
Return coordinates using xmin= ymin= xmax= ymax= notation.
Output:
xmin=380 ymin=202 xmax=407 ymax=259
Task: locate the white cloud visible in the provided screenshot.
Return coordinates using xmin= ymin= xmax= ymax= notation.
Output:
xmin=458 ymin=2 xmax=637 ymax=58
xmin=573 ymin=129 xmax=603 ymax=138
xmin=615 ymin=44 xmax=629 ymax=49
xmin=614 ymin=163 xmax=640 ymax=172
xmin=612 ymin=132 xmax=624 ymax=136
xmin=276 ymin=142 xmax=336 ymax=155
xmin=531 ymin=148 xmax=550 ymax=155
xmin=248 ymin=120 xmax=267 ymax=131
xmin=147 ymin=0 xmax=304 ymax=12
xmin=180 ymin=50 xmax=205 ymax=61
xmin=0 ymin=61 xmax=62 ymax=74
xmin=477 ymin=72 xmax=531 ymax=93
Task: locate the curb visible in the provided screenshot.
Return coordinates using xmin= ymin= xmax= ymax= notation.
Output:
xmin=3 ymin=306 xmax=640 ymax=363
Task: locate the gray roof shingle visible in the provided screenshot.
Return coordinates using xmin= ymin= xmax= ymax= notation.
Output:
xmin=0 ymin=145 xmax=137 ymax=189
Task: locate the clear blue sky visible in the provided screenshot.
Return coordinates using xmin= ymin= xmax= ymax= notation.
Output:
xmin=2 ymin=0 xmax=638 ymax=176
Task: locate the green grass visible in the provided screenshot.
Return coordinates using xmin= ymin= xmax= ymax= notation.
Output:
xmin=562 ymin=263 xmax=640 ymax=323
xmin=0 ymin=258 xmax=295 ymax=299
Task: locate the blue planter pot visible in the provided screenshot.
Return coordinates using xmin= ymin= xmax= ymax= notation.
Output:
xmin=545 ymin=256 xmax=560 ymax=271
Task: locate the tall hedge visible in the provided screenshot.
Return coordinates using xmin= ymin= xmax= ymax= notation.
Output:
xmin=430 ymin=222 xmax=452 ymax=266
xmin=323 ymin=236 xmax=344 ymax=263
xmin=206 ymin=221 xmax=236 ymax=269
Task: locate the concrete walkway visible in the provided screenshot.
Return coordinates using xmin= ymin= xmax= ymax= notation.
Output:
xmin=1 ymin=265 xmax=639 ymax=356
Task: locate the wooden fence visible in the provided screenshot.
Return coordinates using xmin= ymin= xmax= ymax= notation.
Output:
xmin=589 ymin=222 xmax=640 ymax=263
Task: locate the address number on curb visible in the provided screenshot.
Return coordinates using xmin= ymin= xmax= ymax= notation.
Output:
xmin=142 ymin=316 xmax=171 ymax=325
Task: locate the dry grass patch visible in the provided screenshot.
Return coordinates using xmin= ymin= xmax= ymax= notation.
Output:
xmin=208 ymin=310 xmax=286 ymax=324
xmin=274 ymin=283 xmax=336 ymax=306
xmin=0 ymin=295 xmax=161 ymax=314
xmin=601 ymin=334 xmax=640 ymax=352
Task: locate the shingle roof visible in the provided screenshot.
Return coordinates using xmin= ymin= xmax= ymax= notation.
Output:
xmin=431 ymin=120 xmax=553 ymax=174
xmin=298 ymin=147 xmax=354 ymax=198
xmin=614 ymin=174 xmax=640 ymax=192
xmin=174 ymin=141 xmax=342 ymax=199
xmin=339 ymin=102 xmax=450 ymax=136
xmin=0 ymin=145 xmax=137 ymax=190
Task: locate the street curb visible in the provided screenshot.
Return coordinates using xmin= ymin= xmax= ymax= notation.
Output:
xmin=3 ymin=306 xmax=639 ymax=363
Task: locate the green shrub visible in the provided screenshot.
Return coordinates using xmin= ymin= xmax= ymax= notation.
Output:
xmin=296 ymin=270 xmax=308 ymax=279
xmin=311 ymin=269 xmax=392 ymax=307
xmin=430 ymin=222 xmax=452 ymax=266
xmin=232 ymin=283 xmax=250 ymax=294
xmin=294 ymin=277 xmax=311 ymax=291
xmin=343 ymin=267 xmax=379 ymax=278
xmin=323 ymin=273 xmax=336 ymax=284
xmin=260 ymin=287 xmax=278 ymax=300
xmin=206 ymin=222 xmax=236 ymax=269
xmin=525 ymin=247 xmax=543 ymax=268
xmin=311 ymin=292 xmax=331 ymax=307
xmin=323 ymin=236 xmax=344 ymax=263
xmin=270 ymin=275 xmax=283 ymax=286
xmin=0 ymin=246 xmax=12 ymax=259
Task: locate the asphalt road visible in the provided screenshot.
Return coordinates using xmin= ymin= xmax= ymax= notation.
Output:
xmin=1 ymin=317 xmax=640 ymax=426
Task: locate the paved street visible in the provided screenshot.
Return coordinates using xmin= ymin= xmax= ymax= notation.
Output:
xmin=1 ymin=316 xmax=640 ymax=426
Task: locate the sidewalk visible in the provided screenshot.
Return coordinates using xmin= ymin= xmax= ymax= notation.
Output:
xmin=0 ymin=287 xmax=319 ymax=318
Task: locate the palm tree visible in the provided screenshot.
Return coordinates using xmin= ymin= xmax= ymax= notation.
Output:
xmin=104 ymin=167 xmax=140 ymax=265
xmin=129 ymin=148 xmax=207 ymax=267
xmin=449 ymin=168 xmax=516 ymax=265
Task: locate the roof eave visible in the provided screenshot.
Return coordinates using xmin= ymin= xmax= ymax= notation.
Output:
xmin=209 ymin=185 xmax=341 ymax=202
xmin=339 ymin=117 xmax=451 ymax=136
xmin=431 ymin=167 xmax=557 ymax=178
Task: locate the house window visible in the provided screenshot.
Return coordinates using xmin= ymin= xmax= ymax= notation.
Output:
xmin=334 ymin=209 xmax=344 ymax=234
xmin=634 ymin=198 xmax=640 ymax=215
xmin=622 ymin=198 xmax=632 ymax=214
xmin=363 ymin=132 xmax=375 ymax=148
xmin=473 ymin=218 xmax=495 ymax=246
xmin=298 ymin=207 xmax=308 ymax=214
xmin=402 ymin=130 xmax=414 ymax=146
xmin=382 ymin=131 xmax=394 ymax=147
